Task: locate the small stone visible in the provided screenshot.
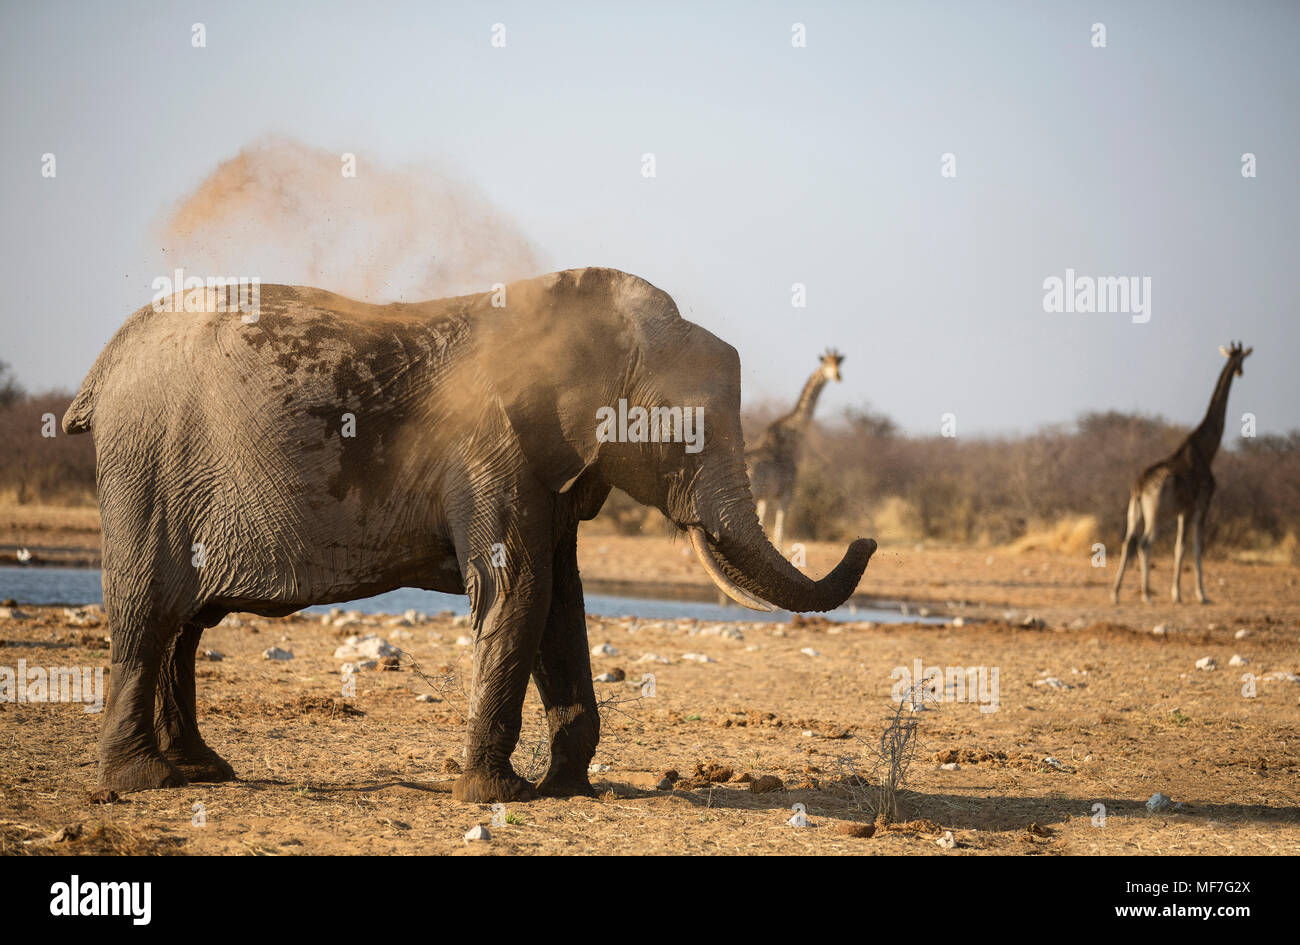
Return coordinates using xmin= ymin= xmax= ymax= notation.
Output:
xmin=1229 ymin=654 xmax=1249 ymax=667
xmin=1146 ymin=792 xmax=1173 ymax=812
xmin=201 ymin=649 xmax=223 ymax=662
xmin=800 ymin=647 xmax=820 ymax=657
xmin=218 ymin=614 xmax=244 ymax=628
xmin=1234 ymin=628 xmax=1251 ymax=640
xmin=940 ymin=762 xmax=960 ymax=771
xmin=636 ymin=653 xmax=670 ymax=664
xmin=1152 ymin=624 xmax=1168 ymax=636
xmin=952 ymin=617 xmax=965 ymax=628
xmin=591 ymin=643 xmax=618 ymax=656
xmin=592 ymin=672 xmax=619 ymax=683
xmin=414 ymin=694 xmax=436 ymax=703
xmin=1034 ymin=677 xmax=1072 ymax=689
xmin=681 ymin=653 xmax=715 ymax=664
xmin=463 ymin=824 xmax=491 ymax=843
xmin=588 ymin=763 xmax=611 ymax=774
xmin=936 ymin=831 xmax=956 ymax=849
xmin=1195 ymin=656 xmax=1217 ymax=671
xmin=262 ymin=647 xmax=294 ymax=661
xmin=0 ymin=606 xmax=30 ymax=620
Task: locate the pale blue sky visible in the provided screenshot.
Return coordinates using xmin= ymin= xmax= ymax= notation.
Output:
xmin=2 ymin=0 xmax=1297 ymax=435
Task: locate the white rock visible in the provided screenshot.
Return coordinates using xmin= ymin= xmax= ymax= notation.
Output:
xmin=455 ymin=635 xmax=473 ymax=647
xmin=1263 ymin=671 xmax=1300 ymax=684
xmin=952 ymin=617 xmax=965 ymax=628
xmin=63 ymin=607 xmax=100 ymax=627
xmin=1195 ymin=656 xmax=1218 ymax=671
xmin=202 ymin=649 xmax=223 ymax=662
xmin=1146 ymin=792 xmax=1172 ymax=812
xmin=1042 ymin=756 xmax=1066 ymax=770
xmin=1152 ymin=624 xmax=1168 ymax=636
xmin=936 ymin=831 xmax=956 ymax=849
xmin=681 ymin=653 xmax=715 ymax=664
xmin=463 ymin=825 xmax=491 ymax=843
xmin=1229 ymin=654 xmax=1249 ymax=667
xmin=592 ymin=672 xmax=620 ymax=683
xmin=333 ymin=616 xmax=362 ymax=629
xmin=262 ymin=647 xmax=294 ymax=661
xmin=341 ymin=662 xmax=360 ymax=674
xmin=636 ymin=653 xmax=670 ymax=664
xmin=414 ymin=694 xmax=436 ymax=703
xmin=319 ymin=614 xmax=332 ymax=625
xmin=800 ymin=647 xmax=820 ymax=657
xmin=1034 ymin=677 xmax=1072 ymax=690
xmin=329 ymin=607 xmax=343 ymax=619
xmin=384 ymin=616 xmax=413 ymax=628
xmin=588 ymin=763 xmax=611 ymax=773
xmin=403 ymin=609 xmax=422 ymax=624
xmin=218 ymin=614 xmax=244 ymax=628
xmin=591 ymin=643 xmax=618 ymax=656
xmin=333 ymin=634 xmax=399 ymax=660
xmin=0 ymin=606 xmax=30 ymax=620
xmin=940 ymin=762 xmax=960 ymax=771
xmin=1234 ymin=628 xmax=1251 ymax=640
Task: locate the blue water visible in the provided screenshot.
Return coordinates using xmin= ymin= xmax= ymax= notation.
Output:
xmin=0 ymin=566 xmax=940 ymax=625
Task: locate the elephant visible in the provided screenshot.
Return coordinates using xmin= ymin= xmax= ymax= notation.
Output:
xmin=63 ymin=267 xmax=877 ymax=802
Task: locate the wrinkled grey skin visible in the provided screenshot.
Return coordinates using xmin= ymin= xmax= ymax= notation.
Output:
xmin=64 ymin=268 xmax=876 ymax=802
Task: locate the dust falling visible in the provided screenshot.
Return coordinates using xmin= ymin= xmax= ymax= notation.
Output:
xmin=161 ymin=137 xmax=543 ymax=302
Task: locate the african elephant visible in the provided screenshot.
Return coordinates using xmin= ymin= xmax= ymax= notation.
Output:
xmin=63 ymin=267 xmax=877 ymax=802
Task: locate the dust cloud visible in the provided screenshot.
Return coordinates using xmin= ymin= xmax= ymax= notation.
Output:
xmin=161 ymin=137 xmax=543 ymax=302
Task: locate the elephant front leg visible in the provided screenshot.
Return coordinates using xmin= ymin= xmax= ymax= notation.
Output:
xmin=452 ymin=511 xmax=554 ymax=804
xmin=532 ymin=521 xmax=599 ymax=798
xmin=155 ymin=621 xmax=237 ymax=782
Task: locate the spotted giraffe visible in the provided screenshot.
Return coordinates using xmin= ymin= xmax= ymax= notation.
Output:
xmin=745 ymin=349 xmax=843 ymax=551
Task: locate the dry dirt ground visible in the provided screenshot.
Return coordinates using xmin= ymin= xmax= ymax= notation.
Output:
xmin=3 ymin=530 xmax=1299 ymax=856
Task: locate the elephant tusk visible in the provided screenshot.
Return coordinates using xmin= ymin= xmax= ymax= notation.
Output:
xmin=688 ymin=527 xmax=774 ymax=613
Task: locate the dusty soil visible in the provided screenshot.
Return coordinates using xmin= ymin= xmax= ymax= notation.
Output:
xmin=2 ymin=535 xmax=1298 ymax=855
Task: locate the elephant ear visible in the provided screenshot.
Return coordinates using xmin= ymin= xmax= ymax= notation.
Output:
xmin=478 ymin=271 xmax=629 ymax=494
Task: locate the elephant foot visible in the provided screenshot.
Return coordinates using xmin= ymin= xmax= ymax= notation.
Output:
xmin=452 ymin=767 xmax=539 ymax=804
xmin=536 ymin=768 xmax=597 ymax=798
xmin=164 ymin=744 xmax=238 ymax=783
xmin=99 ymin=749 xmax=189 ymax=794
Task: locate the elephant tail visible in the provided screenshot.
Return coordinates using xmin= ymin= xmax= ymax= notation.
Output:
xmin=62 ymin=367 xmax=101 ymax=434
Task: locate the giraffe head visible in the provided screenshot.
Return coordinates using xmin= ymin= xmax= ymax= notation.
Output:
xmin=1219 ymin=341 xmax=1253 ymax=377
xmin=820 ymin=347 xmax=845 ymax=382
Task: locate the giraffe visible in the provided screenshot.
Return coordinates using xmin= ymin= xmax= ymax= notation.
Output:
xmin=1111 ymin=342 xmax=1252 ymax=605
xmin=745 ymin=348 xmax=844 ymax=551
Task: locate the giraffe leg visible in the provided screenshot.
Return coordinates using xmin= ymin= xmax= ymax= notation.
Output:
xmin=1138 ymin=488 xmax=1160 ymax=604
xmin=1171 ymin=513 xmax=1186 ymax=604
xmin=1193 ymin=505 xmax=1210 ymax=604
xmin=772 ymin=506 xmax=785 ymax=552
xmin=1111 ymin=493 xmax=1140 ymax=603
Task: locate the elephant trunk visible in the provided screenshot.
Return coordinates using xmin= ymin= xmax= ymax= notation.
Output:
xmin=687 ymin=461 xmax=876 ymax=614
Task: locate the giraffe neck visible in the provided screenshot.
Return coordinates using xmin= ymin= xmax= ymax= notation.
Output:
xmin=1189 ymin=360 xmax=1236 ymax=462
xmin=789 ymin=370 xmax=829 ymax=429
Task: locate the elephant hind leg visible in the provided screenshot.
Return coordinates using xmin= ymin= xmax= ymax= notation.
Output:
xmin=533 ymin=511 xmax=599 ymax=798
xmin=98 ymin=605 xmax=188 ymax=793
xmin=156 ymin=620 xmax=237 ymax=782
